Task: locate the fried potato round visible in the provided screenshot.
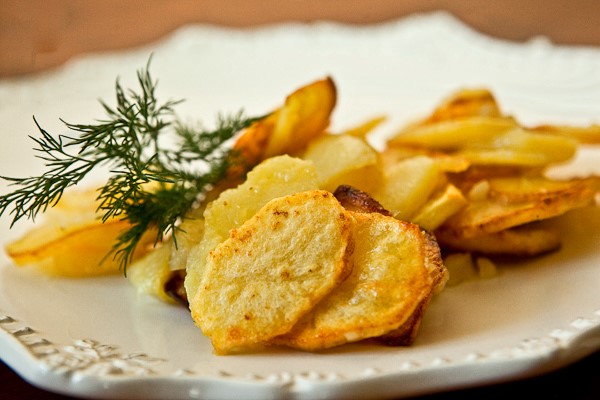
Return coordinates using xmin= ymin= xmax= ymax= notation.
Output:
xmin=436 ymin=178 xmax=596 ymax=239
xmin=436 ymin=224 xmax=561 ymax=256
xmin=191 ymin=190 xmax=354 ymax=355
xmin=274 ymin=211 xmax=443 ymax=351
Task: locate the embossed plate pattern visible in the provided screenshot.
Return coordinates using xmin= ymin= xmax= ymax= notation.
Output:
xmin=1 ymin=12 xmax=600 ymax=400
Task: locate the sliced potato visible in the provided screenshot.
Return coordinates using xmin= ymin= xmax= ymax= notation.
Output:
xmin=532 ymin=124 xmax=600 ymax=144
xmin=373 ymin=155 xmax=441 ymax=220
xmin=341 ymin=115 xmax=387 ymax=140
xmin=5 ymin=218 xmax=155 ymax=277
xmin=302 ymin=133 xmax=380 ymax=193
xmin=436 ymin=178 xmax=596 ymax=239
xmin=387 ymin=116 xmax=517 ymax=150
xmin=128 ymin=242 xmax=177 ymax=303
xmin=459 ymin=128 xmax=578 ymax=167
xmin=411 ymin=183 xmax=468 ymax=231
xmin=192 ymin=190 xmax=354 ymax=354
xmin=275 ymin=211 xmax=442 ymax=351
xmin=263 ymin=77 xmax=337 ymax=158
xmin=4 ymin=188 xmax=155 ymax=277
xmin=184 ymin=155 xmax=319 ymax=299
xmin=436 ymin=224 xmax=561 ymax=256
xmin=426 ymin=88 xmax=503 ymax=122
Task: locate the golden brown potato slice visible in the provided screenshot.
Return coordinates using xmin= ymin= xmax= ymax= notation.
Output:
xmin=274 ymin=211 xmax=444 ymax=351
xmin=191 ymin=190 xmax=354 ymax=355
xmin=458 ymin=128 xmax=578 ymax=167
xmin=4 ymin=188 xmax=155 ymax=277
xmin=426 ymin=88 xmax=503 ymax=122
xmin=387 ymin=116 xmax=517 ymax=150
xmin=230 ymin=77 xmax=337 ymax=173
xmin=263 ymin=77 xmax=337 ymax=158
xmin=486 ymin=176 xmax=598 ymax=203
xmin=531 ymin=124 xmax=600 ymax=144
xmin=5 ymin=218 xmax=156 ymax=277
xmin=435 ymin=177 xmax=597 ymax=239
xmin=340 ymin=115 xmax=387 ymax=140
xmin=184 ymin=155 xmax=319 ymax=298
xmin=436 ymin=224 xmax=561 ymax=256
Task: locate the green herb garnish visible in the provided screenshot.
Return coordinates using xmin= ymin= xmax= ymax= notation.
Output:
xmin=0 ymin=60 xmax=262 ymax=272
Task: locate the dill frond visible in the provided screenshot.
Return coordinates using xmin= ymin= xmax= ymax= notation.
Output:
xmin=0 ymin=60 xmax=263 ymax=272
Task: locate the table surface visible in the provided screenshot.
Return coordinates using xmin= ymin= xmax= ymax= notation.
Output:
xmin=1 ymin=1 xmax=600 ymax=399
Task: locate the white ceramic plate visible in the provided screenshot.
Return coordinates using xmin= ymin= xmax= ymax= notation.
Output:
xmin=1 ymin=12 xmax=599 ymax=400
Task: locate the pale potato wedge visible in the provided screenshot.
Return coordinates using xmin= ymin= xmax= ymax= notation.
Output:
xmin=302 ymin=133 xmax=381 ymax=193
xmin=373 ymin=155 xmax=441 ymax=220
xmin=128 ymin=242 xmax=178 ymax=303
xmin=192 ymin=190 xmax=354 ymax=354
xmin=411 ymin=183 xmax=468 ymax=231
xmin=340 ymin=115 xmax=387 ymax=140
xmin=458 ymin=128 xmax=578 ymax=167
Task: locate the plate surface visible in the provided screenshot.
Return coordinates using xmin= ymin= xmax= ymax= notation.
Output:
xmin=1 ymin=11 xmax=600 ymax=400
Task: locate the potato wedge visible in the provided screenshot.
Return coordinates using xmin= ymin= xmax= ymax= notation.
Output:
xmin=411 ymin=183 xmax=468 ymax=231
xmin=373 ymin=155 xmax=441 ymax=220
xmin=263 ymin=77 xmax=337 ymax=158
xmin=302 ymin=133 xmax=381 ymax=193
xmin=532 ymin=124 xmax=600 ymax=144
xmin=458 ymin=128 xmax=578 ymax=167
xmin=192 ymin=190 xmax=354 ymax=354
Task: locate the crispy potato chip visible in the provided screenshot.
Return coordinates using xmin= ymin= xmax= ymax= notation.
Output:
xmin=191 ymin=190 xmax=354 ymax=354
xmin=275 ymin=211 xmax=443 ymax=351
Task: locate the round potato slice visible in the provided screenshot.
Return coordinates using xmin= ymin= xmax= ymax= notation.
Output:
xmin=191 ymin=190 xmax=353 ymax=355
xmin=274 ymin=211 xmax=442 ymax=351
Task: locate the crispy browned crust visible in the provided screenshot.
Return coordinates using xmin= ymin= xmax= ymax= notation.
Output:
xmin=333 ymin=184 xmax=391 ymax=216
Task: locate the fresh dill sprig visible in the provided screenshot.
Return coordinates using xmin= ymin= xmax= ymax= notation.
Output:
xmin=0 ymin=61 xmax=262 ymax=272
